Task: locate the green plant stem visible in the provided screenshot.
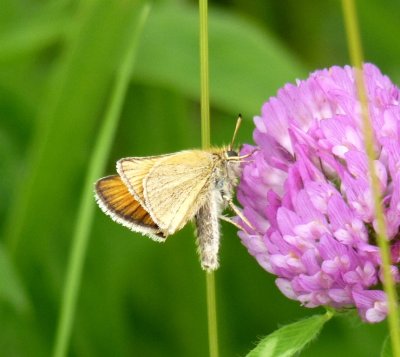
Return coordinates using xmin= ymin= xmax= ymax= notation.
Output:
xmin=52 ymin=4 xmax=151 ymax=357
xmin=199 ymin=0 xmax=210 ymax=150
xmin=199 ymin=1 xmax=219 ymax=357
xmin=341 ymin=1 xmax=400 ymax=355
xmin=206 ymin=272 xmax=219 ymax=357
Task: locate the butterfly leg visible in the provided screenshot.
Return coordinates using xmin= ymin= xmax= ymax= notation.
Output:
xmin=219 ymin=215 xmax=251 ymax=234
xmin=226 ymin=200 xmax=256 ymax=231
xmin=227 ymin=149 xmax=259 ymax=162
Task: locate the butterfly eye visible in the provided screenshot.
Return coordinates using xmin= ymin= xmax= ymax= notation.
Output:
xmin=226 ymin=150 xmax=238 ymax=157
xmin=215 ymin=178 xmax=224 ymax=189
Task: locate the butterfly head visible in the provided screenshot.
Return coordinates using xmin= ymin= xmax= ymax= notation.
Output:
xmin=225 ymin=149 xmax=239 ymax=158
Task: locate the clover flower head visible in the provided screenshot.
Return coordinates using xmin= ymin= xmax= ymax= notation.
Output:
xmin=238 ymin=63 xmax=400 ymax=323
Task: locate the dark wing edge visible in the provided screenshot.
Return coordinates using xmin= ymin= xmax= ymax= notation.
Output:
xmin=94 ymin=175 xmax=167 ymax=242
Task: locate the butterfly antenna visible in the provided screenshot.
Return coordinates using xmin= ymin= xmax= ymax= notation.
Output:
xmin=229 ymin=114 xmax=242 ymax=151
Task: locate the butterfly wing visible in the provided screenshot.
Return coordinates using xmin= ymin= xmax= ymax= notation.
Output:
xmin=95 ymin=175 xmax=166 ymax=241
xmin=143 ymin=150 xmax=216 ymax=234
xmin=117 ymin=154 xmax=173 ymax=206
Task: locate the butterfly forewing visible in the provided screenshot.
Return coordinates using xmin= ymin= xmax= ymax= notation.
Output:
xmin=95 ymin=175 xmax=165 ymax=241
xmin=143 ymin=151 xmax=215 ymax=234
xmin=117 ymin=156 xmax=168 ymax=206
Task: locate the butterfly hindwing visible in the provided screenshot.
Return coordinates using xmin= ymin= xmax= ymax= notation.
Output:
xmin=116 ymin=156 xmax=169 ymax=206
xmin=143 ymin=150 xmax=216 ymax=234
xmin=95 ymin=175 xmax=166 ymax=241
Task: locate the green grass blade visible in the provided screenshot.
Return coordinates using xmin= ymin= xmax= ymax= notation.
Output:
xmin=341 ymin=1 xmax=400 ymax=355
xmin=4 ymin=0 xmax=140 ymax=258
xmin=2 ymin=0 xmax=149 ymax=353
xmin=199 ymin=0 xmax=219 ymax=356
xmin=381 ymin=335 xmax=393 ymax=357
xmin=0 ymin=5 xmax=70 ymax=62
xmin=0 ymin=3 xmax=307 ymax=117
xmin=52 ymin=3 xmax=151 ymax=357
xmin=0 ymin=243 xmax=30 ymax=312
xmin=199 ymin=0 xmax=211 ymax=150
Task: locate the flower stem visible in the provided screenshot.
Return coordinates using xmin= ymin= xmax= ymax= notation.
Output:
xmin=51 ymin=4 xmax=151 ymax=357
xmin=199 ymin=1 xmax=219 ymax=357
xmin=199 ymin=0 xmax=211 ymax=150
xmin=341 ymin=1 xmax=400 ymax=355
xmin=206 ymin=272 xmax=219 ymax=357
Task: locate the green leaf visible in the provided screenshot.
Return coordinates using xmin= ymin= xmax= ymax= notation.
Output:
xmin=381 ymin=336 xmax=393 ymax=357
xmin=0 ymin=3 xmax=307 ymax=116
xmin=134 ymin=4 xmax=307 ymax=115
xmin=0 ymin=3 xmax=70 ymax=62
xmin=246 ymin=312 xmax=333 ymax=357
xmin=0 ymin=243 xmax=29 ymax=312
xmin=52 ymin=4 xmax=152 ymax=357
xmin=5 ymin=0 xmax=143 ymax=249
xmin=3 ymin=0 xmax=148 ymax=319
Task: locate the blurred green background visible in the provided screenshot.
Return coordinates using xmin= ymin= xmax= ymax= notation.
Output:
xmin=1 ymin=0 xmax=399 ymax=356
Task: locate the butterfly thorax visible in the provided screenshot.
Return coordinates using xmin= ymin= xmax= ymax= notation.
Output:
xmin=210 ymin=150 xmax=242 ymax=209
xmin=195 ymin=150 xmax=242 ymax=270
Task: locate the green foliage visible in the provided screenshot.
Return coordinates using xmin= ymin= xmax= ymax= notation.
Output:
xmin=0 ymin=0 xmax=399 ymax=356
xmin=52 ymin=4 xmax=151 ymax=357
xmin=0 ymin=243 xmax=29 ymax=312
xmin=134 ymin=3 xmax=306 ymax=115
xmin=246 ymin=312 xmax=332 ymax=357
xmin=382 ymin=336 xmax=393 ymax=357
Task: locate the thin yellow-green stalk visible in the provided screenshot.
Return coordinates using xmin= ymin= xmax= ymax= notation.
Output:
xmin=199 ymin=0 xmax=211 ymax=150
xmin=206 ymin=272 xmax=219 ymax=357
xmin=199 ymin=1 xmax=219 ymax=357
xmin=341 ymin=1 xmax=400 ymax=355
xmin=52 ymin=4 xmax=151 ymax=357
